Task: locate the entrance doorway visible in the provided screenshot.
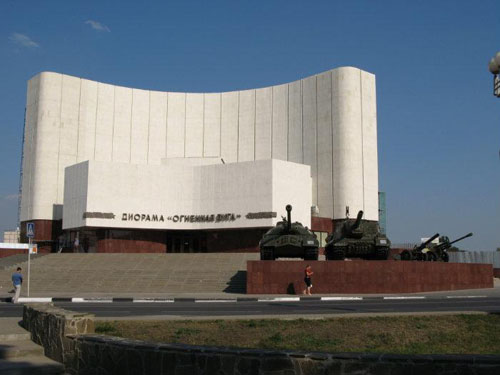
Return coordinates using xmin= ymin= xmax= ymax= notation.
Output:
xmin=166 ymin=231 xmax=207 ymax=253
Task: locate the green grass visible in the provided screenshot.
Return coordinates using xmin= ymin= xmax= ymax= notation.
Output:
xmin=95 ymin=314 xmax=500 ymax=355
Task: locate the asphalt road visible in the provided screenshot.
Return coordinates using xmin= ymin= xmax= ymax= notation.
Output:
xmin=1 ymin=297 xmax=500 ymax=319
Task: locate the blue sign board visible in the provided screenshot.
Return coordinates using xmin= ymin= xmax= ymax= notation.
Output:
xmin=26 ymin=222 xmax=35 ymax=238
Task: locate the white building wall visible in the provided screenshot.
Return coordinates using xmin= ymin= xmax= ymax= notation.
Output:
xmin=21 ymin=67 xmax=379 ymax=224
xmin=148 ymin=91 xmax=167 ymax=164
xmin=255 ymin=87 xmax=272 ymax=160
xmin=185 ymin=93 xmax=204 ymax=158
xmin=63 ymin=159 xmax=311 ymax=230
xmin=332 ymin=67 xmax=365 ymax=219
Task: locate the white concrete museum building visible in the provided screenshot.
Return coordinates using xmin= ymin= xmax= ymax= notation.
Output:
xmin=19 ymin=66 xmax=379 ymax=253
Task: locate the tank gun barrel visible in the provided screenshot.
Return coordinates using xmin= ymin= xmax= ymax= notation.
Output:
xmin=414 ymin=233 xmax=439 ymax=252
xmin=350 ymin=210 xmax=364 ymax=231
xmin=286 ymin=205 xmax=292 ymax=232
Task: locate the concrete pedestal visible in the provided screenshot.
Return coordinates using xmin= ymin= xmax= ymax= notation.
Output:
xmin=246 ymin=260 xmax=493 ymax=294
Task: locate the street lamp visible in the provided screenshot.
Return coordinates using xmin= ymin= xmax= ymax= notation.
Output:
xmin=488 ymin=52 xmax=500 ymax=97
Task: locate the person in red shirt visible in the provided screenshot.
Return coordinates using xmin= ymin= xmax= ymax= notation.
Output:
xmin=303 ymin=265 xmax=313 ymax=295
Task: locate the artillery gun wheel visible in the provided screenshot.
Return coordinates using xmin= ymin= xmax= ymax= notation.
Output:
xmin=400 ymin=250 xmax=412 ymax=261
xmin=441 ymin=252 xmax=449 ymax=262
xmin=416 ymin=252 xmax=428 ymax=261
xmin=427 ymin=251 xmax=437 ymax=262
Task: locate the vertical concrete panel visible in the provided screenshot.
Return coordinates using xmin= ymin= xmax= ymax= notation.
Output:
xmin=77 ymin=79 xmax=98 ymax=163
xmin=238 ymin=89 xmax=255 ymax=161
xmin=131 ymin=88 xmax=149 ymax=164
xmin=56 ymin=75 xmax=81 ymax=206
xmin=148 ymin=91 xmax=167 ymax=164
xmin=203 ymin=93 xmax=221 ymax=157
xmin=31 ymin=72 xmax=62 ymax=219
xmin=316 ymin=72 xmax=333 ymax=219
xmin=20 ymin=74 xmax=41 ymax=221
xmin=166 ymin=92 xmax=186 ymax=158
xmin=272 ymin=84 xmax=288 ymax=161
xmin=94 ymin=83 xmax=115 ymax=162
xmin=332 ymin=67 xmax=364 ymax=219
xmin=220 ymin=91 xmax=238 ymax=163
xmin=185 ymin=93 xmax=204 ymax=157
xmin=288 ymin=81 xmax=302 ymax=164
xmin=255 ymin=87 xmax=272 ymax=160
xmin=302 ymin=76 xmax=318 ymax=207
xmin=361 ymin=71 xmax=379 ymax=221
xmin=112 ymin=86 xmax=132 ymax=163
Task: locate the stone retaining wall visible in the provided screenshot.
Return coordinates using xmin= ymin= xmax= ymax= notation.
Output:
xmin=22 ymin=304 xmax=500 ymax=375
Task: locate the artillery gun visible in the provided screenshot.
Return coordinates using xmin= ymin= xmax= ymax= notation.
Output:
xmin=259 ymin=205 xmax=319 ymax=260
xmin=400 ymin=233 xmax=439 ymax=261
xmin=400 ymin=232 xmax=473 ymax=262
xmin=426 ymin=232 xmax=473 ymax=262
xmin=324 ymin=210 xmax=391 ymax=260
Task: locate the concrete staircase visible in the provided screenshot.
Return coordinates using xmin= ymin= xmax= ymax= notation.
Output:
xmin=0 ymin=253 xmax=260 ymax=296
xmin=0 ymin=318 xmax=65 ymax=374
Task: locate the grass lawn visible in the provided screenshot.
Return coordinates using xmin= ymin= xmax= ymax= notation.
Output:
xmin=95 ymin=314 xmax=500 ymax=355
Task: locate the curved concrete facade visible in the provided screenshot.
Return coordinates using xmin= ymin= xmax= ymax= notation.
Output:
xmin=20 ymin=67 xmax=379 ymax=224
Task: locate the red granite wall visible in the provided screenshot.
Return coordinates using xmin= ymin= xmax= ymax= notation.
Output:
xmin=247 ymin=260 xmax=494 ymax=294
xmin=0 ymin=248 xmax=28 ymax=258
xmin=95 ymin=229 xmax=166 ymax=253
xmin=310 ymin=217 xmax=334 ymax=233
xmin=206 ymin=229 xmax=267 ymax=252
xmin=19 ymin=220 xmax=60 ymax=253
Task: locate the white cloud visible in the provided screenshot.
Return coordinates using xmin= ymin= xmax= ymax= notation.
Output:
xmin=85 ymin=20 xmax=111 ymax=32
xmin=9 ymin=33 xmax=39 ymax=48
xmin=2 ymin=194 xmax=19 ymax=201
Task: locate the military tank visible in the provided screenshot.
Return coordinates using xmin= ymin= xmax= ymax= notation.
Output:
xmin=259 ymin=205 xmax=319 ymax=260
xmin=324 ymin=210 xmax=391 ymax=260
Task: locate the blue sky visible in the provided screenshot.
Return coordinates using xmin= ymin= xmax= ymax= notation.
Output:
xmin=0 ymin=0 xmax=499 ymax=250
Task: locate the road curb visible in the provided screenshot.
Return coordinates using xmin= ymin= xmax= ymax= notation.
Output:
xmin=0 ymin=295 xmax=490 ymax=303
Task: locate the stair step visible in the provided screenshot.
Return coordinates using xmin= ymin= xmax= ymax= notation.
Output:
xmin=0 ymin=340 xmax=45 ymax=358
xmin=0 ymin=355 xmax=65 ymax=375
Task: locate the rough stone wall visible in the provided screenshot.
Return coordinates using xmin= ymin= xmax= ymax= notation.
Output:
xmin=22 ymin=304 xmax=500 ymax=375
xmin=66 ymin=335 xmax=500 ymax=375
xmin=22 ymin=303 xmax=94 ymax=364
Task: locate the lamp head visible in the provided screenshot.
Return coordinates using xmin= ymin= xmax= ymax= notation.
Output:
xmin=489 ymin=57 xmax=500 ymax=74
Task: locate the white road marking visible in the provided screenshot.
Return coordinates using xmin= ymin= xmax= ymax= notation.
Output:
xmin=258 ymin=297 xmax=300 ymax=302
xmin=321 ymin=297 xmax=363 ymax=301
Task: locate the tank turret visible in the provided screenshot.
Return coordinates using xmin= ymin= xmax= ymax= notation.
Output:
xmin=325 ymin=210 xmax=391 ymax=261
xmin=259 ymin=205 xmax=319 ymax=261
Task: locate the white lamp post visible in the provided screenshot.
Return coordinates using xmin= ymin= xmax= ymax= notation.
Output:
xmin=488 ymin=52 xmax=500 ymax=97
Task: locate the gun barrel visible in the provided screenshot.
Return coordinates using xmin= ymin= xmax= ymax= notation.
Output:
xmin=415 ymin=233 xmax=439 ymax=251
xmin=449 ymin=232 xmax=473 ymax=246
xmin=286 ymin=205 xmax=292 ymax=232
xmin=351 ymin=210 xmax=364 ymax=231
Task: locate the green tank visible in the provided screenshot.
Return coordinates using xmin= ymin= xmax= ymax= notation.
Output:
xmin=325 ymin=210 xmax=391 ymax=260
xmin=259 ymin=205 xmax=319 ymax=260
